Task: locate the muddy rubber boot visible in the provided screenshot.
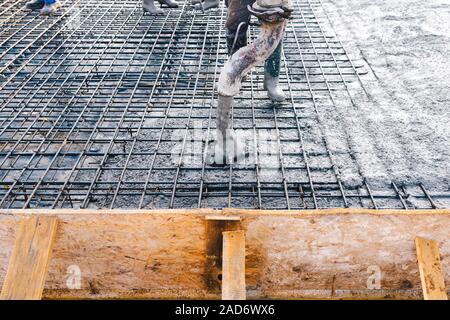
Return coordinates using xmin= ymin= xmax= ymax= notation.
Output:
xmin=226 ymin=30 xmax=247 ymax=56
xmin=40 ymin=1 xmax=60 ymax=15
xmin=143 ymin=0 xmax=163 ymax=14
xmin=210 ymin=95 xmax=245 ymax=165
xmin=158 ymin=0 xmax=179 ymax=8
xmin=264 ymin=44 xmax=285 ymax=102
xmin=26 ymin=0 xmax=45 ymax=10
xmin=192 ymin=0 xmax=219 ymax=11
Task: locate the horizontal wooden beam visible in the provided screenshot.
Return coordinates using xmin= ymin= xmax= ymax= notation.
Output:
xmin=0 ymin=208 xmax=449 ymax=216
xmin=0 ymin=208 xmax=448 ymax=299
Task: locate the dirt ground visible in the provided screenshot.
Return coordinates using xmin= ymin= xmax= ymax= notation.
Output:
xmin=320 ymin=0 xmax=450 ymax=191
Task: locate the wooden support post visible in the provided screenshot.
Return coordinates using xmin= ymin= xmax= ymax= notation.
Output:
xmin=222 ymin=230 xmax=246 ymax=300
xmin=205 ymin=216 xmax=241 ymax=292
xmin=0 ymin=216 xmax=58 ymax=300
xmin=415 ymin=236 xmax=448 ymax=300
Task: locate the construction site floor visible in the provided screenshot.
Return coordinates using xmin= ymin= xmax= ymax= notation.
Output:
xmin=0 ymin=0 xmax=449 ymax=210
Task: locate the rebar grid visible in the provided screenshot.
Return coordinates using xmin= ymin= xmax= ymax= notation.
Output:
xmin=0 ymin=0 xmax=448 ymax=209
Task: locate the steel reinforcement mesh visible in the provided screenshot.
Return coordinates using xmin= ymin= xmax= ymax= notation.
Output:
xmin=0 ymin=0 xmax=448 ymax=209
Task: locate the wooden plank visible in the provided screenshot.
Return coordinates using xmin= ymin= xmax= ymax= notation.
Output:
xmin=1 ymin=208 xmax=450 ymax=217
xmin=222 ymin=230 xmax=246 ymax=300
xmin=0 ymin=216 xmax=58 ymax=300
xmin=0 ymin=211 xmax=449 ymax=299
xmin=205 ymin=215 xmax=241 ymax=221
xmin=223 ymin=208 xmax=450 ymax=216
xmin=205 ymin=218 xmax=241 ymax=291
xmin=415 ymin=237 xmax=448 ymax=300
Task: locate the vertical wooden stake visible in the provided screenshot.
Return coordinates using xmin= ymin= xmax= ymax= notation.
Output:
xmin=415 ymin=236 xmax=448 ymax=300
xmin=205 ymin=216 xmax=241 ymax=292
xmin=222 ymin=230 xmax=246 ymax=300
xmin=0 ymin=216 xmax=58 ymax=300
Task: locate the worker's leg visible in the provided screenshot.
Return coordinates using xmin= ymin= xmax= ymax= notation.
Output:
xmin=264 ymin=43 xmax=285 ymax=102
xmin=40 ymin=0 xmax=60 ymax=15
xmin=143 ymin=0 xmax=163 ymax=14
xmin=225 ymin=0 xmax=254 ymax=55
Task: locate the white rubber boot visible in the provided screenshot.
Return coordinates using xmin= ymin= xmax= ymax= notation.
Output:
xmin=158 ymin=0 xmax=179 ymax=8
xmin=263 ymin=43 xmax=285 ymax=102
xmin=263 ymin=72 xmax=285 ymax=102
xmin=143 ymin=0 xmax=163 ymax=14
xmin=193 ymin=0 xmax=220 ymax=11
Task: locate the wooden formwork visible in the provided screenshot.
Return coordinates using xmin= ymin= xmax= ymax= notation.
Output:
xmin=0 ymin=208 xmax=448 ymax=300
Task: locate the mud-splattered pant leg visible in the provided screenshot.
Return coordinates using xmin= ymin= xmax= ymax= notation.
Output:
xmin=225 ymin=0 xmax=255 ymax=33
xmin=225 ymin=0 xmax=255 ymax=53
xmin=265 ymin=43 xmax=282 ymax=77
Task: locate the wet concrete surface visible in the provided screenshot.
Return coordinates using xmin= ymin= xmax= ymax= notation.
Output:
xmin=0 ymin=0 xmax=448 ymax=209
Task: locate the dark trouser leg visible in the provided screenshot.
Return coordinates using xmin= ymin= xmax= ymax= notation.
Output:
xmin=225 ymin=0 xmax=255 ymax=54
xmin=265 ymin=43 xmax=282 ymax=78
xmin=264 ymin=43 xmax=285 ymax=102
xmin=226 ymin=30 xmax=247 ymax=56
